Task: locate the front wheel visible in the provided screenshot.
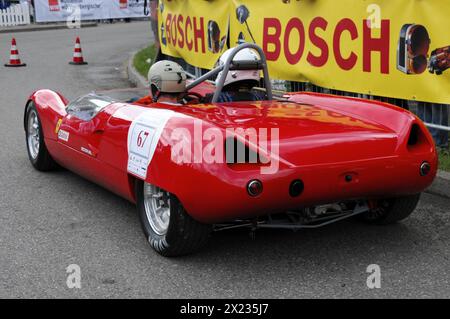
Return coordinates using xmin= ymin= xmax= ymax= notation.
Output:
xmin=136 ymin=180 xmax=211 ymax=257
xmin=25 ymin=101 xmax=57 ymax=171
xmin=359 ymin=193 xmax=421 ymax=225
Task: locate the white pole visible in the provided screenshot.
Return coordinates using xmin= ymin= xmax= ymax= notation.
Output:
xmin=23 ymin=2 xmax=30 ymax=24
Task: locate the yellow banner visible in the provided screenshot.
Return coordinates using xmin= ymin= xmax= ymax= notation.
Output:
xmin=158 ymin=0 xmax=230 ymax=69
xmin=159 ymin=0 xmax=450 ymax=104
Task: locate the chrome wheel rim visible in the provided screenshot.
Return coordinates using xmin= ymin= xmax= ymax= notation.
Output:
xmin=27 ymin=109 xmax=40 ymax=160
xmin=143 ymin=183 xmax=171 ymax=235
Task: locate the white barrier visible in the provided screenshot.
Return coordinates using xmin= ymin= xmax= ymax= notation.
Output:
xmin=35 ymin=0 xmax=149 ymax=22
xmin=0 ymin=3 xmax=31 ymax=27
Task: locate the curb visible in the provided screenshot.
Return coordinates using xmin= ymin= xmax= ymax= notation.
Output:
xmin=127 ymin=50 xmax=148 ymax=88
xmin=0 ymin=22 xmax=98 ymax=34
xmin=126 ymin=50 xmax=450 ymax=199
xmin=426 ymin=170 xmax=450 ymax=199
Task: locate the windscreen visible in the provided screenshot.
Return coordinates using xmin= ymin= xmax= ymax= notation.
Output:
xmin=66 ymin=93 xmax=116 ymax=121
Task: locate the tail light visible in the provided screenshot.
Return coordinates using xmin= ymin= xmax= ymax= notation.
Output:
xmin=420 ymin=162 xmax=431 ymax=176
xmin=247 ymin=180 xmax=263 ymax=197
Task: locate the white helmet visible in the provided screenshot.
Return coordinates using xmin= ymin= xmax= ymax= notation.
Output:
xmin=148 ymin=60 xmax=187 ymax=96
xmin=215 ymin=47 xmax=261 ymax=88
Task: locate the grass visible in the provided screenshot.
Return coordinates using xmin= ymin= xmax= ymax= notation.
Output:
xmin=439 ymin=149 xmax=450 ymax=172
xmin=133 ymin=44 xmax=157 ymax=78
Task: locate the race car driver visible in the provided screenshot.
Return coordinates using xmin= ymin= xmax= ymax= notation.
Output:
xmin=135 ymin=60 xmax=187 ymax=105
xmin=202 ymin=47 xmax=266 ymax=103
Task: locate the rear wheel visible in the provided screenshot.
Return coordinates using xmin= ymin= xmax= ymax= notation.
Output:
xmin=359 ymin=193 xmax=421 ymax=225
xmin=136 ymin=180 xmax=211 ymax=257
xmin=25 ymin=102 xmax=57 ymax=171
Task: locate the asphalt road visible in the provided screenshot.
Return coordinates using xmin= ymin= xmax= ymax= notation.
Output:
xmin=1 ymin=22 xmax=449 ymax=299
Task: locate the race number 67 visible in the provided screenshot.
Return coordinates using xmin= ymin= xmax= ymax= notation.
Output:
xmin=137 ymin=130 xmax=150 ymax=148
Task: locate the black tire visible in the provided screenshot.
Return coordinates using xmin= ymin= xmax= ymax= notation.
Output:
xmin=359 ymin=193 xmax=421 ymax=225
xmin=136 ymin=180 xmax=211 ymax=257
xmin=24 ymin=101 xmax=57 ymax=171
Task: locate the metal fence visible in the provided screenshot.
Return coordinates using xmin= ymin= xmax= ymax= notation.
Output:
xmin=287 ymin=81 xmax=449 ymax=148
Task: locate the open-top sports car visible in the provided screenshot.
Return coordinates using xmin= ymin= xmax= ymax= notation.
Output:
xmin=24 ymin=44 xmax=437 ymax=256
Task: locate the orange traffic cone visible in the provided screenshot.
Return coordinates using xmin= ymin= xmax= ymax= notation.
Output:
xmin=4 ymin=38 xmax=26 ymax=67
xmin=69 ymin=37 xmax=88 ymax=65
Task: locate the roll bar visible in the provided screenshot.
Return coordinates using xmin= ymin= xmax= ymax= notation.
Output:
xmin=185 ymin=43 xmax=273 ymax=103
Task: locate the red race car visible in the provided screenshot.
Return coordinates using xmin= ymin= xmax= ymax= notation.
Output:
xmin=24 ymin=44 xmax=437 ymax=256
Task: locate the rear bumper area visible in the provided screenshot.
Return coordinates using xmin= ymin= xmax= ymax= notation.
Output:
xmin=182 ymin=154 xmax=437 ymax=223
